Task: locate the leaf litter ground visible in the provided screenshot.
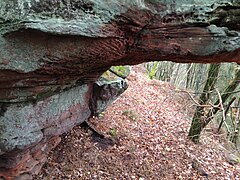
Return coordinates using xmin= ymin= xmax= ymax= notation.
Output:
xmin=36 ymin=65 xmax=240 ymax=180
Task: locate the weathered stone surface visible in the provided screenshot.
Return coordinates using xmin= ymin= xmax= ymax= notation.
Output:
xmin=0 ymin=73 xmax=128 ymax=179
xmin=0 ymin=0 xmax=240 ymax=102
xmin=0 ymin=0 xmax=240 ymax=179
xmin=91 ymin=77 xmax=128 ymax=116
xmin=0 ymin=0 xmax=239 ymax=105
xmin=0 ymin=136 xmax=61 ymax=180
xmin=90 ymin=66 xmax=129 ymax=115
xmin=0 ymin=84 xmax=92 ymax=155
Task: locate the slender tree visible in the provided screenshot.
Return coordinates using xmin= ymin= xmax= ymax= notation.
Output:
xmin=188 ymin=66 xmax=240 ymax=143
xmin=188 ymin=64 xmax=221 ymax=143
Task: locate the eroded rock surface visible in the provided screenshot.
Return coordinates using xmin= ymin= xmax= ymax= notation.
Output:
xmin=90 ymin=66 xmax=130 ymax=116
xmin=0 ymin=0 xmax=240 ymax=179
xmin=0 ymin=71 xmax=128 ymax=179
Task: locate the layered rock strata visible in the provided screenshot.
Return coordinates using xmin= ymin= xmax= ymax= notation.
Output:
xmin=0 ymin=75 xmax=128 ymax=179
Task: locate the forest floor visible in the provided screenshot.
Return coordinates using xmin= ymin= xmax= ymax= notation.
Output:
xmin=36 ymin=65 xmax=240 ymax=180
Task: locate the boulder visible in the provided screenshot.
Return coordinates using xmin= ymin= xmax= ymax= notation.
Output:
xmin=90 ymin=66 xmax=130 ymax=116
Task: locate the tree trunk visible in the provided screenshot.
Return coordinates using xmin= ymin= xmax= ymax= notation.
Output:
xmin=188 ymin=66 xmax=240 ymax=143
xmin=188 ymin=64 xmax=221 ymax=143
xmin=230 ymin=97 xmax=240 ymax=144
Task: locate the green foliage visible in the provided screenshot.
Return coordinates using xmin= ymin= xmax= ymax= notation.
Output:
xmin=97 ymin=112 xmax=105 ymax=119
xmin=147 ymin=61 xmax=159 ymax=80
xmin=110 ymin=66 xmax=131 ymax=78
xmin=109 ymin=127 xmax=117 ymax=137
xmin=145 ymin=62 xmax=238 ymax=94
xmin=101 ymin=71 xmax=113 ymax=80
xmin=122 ymin=109 xmax=138 ymax=121
xmin=101 ymin=65 xmax=130 ymax=80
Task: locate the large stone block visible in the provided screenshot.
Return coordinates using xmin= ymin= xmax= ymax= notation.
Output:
xmin=0 ymin=84 xmax=92 ymax=155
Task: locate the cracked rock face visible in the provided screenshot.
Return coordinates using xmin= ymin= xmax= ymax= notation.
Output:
xmin=0 ymin=0 xmax=240 ymax=178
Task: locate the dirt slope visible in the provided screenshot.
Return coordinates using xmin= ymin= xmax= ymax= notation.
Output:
xmin=35 ymin=65 xmax=240 ymax=180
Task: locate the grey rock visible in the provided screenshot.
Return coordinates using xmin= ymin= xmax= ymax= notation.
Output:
xmin=0 ymin=84 xmax=92 ymax=154
xmin=91 ymin=77 xmax=128 ymax=116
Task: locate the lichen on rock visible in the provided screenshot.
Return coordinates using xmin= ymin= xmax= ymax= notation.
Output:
xmin=91 ymin=67 xmax=129 ymax=116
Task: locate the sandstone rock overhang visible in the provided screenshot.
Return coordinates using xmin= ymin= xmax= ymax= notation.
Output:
xmin=0 ymin=0 xmax=240 ymax=102
xmin=0 ymin=0 xmax=240 ymax=179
